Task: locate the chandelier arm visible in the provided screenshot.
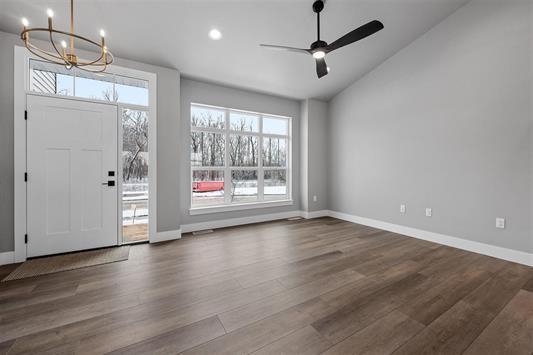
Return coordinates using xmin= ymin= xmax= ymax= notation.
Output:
xmin=76 ymin=51 xmax=114 ymax=67
xmin=25 ymin=39 xmax=65 ymax=62
xmin=75 ymin=53 xmax=106 ymax=66
xmin=22 ymin=28 xmax=65 ymax=61
xmin=48 ymin=28 xmax=71 ymax=67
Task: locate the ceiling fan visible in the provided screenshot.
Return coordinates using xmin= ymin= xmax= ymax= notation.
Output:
xmin=260 ymin=0 xmax=384 ymax=78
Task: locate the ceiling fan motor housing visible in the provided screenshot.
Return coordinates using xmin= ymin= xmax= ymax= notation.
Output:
xmin=311 ymin=40 xmax=328 ymax=51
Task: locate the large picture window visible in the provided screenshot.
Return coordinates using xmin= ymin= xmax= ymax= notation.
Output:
xmin=191 ymin=104 xmax=291 ymax=210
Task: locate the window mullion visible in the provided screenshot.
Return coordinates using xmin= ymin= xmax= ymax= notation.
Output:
xmin=258 ymin=115 xmax=264 ymax=201
xmin=224 ymin=109 xmax=231 ymax=204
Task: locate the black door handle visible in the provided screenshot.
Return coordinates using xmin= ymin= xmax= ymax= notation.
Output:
xmin=102 ymin=181 xmax=115 ymax=187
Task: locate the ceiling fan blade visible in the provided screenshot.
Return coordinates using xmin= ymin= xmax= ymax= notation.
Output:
xmin=326 ymin=20 xmax=384 ymax=52
xmin=316 ymin=57 xmax=328 ymax=78
xmin=260 ymin=44 xmax=311 ymax=54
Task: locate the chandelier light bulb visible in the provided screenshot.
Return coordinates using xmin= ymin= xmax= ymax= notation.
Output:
xmin=46 ymin=9 xmax=54 ymax=18
xmin=61 ymin=40 xmax=67 ymax=48
xmin=99 ymin=29 xmax=106 ymax=38
xmin=21 ymin=17 xmax=29 ymax=27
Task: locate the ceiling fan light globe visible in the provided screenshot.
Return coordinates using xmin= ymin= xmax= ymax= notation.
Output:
xmin=312 ymin=50 xmax=326 ymax=59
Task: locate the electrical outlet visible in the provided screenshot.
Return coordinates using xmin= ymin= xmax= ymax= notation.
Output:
xmin=313 ymin=195 xmax=318 ymax=202
xmin=400 ymin=204 xmax=406 ymax=214
xmin=496 ymin=218 xmax=505 ymax=229
xmin=425 ymin=208 xmax=432 ymax=217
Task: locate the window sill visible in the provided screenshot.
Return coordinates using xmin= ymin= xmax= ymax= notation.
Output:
xmin=189 ymin=200 xmax=294 ymax=215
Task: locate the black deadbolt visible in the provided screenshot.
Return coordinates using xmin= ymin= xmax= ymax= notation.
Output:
xmin=108 ymin=171 xmax=115 ymax=177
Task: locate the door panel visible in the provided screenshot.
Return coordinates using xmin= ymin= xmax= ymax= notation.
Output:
xmin=27 ymin=94 xmax=118 ymax=257
xmin=81 ymin=149 xmax=103 ymax=230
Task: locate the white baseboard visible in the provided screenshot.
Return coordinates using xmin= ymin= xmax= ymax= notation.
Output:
xmin=151 ymin=229 xmax=182 ymax=243
xmin=300 ymin=210 xmax=330 ymax=219
xmin=0 ymin=251 xmax=15 ymax=266
xmin=328 ymin=210 xmax=533 ymax=267
xmin=181 ymin=210 xmax=301 ymax=234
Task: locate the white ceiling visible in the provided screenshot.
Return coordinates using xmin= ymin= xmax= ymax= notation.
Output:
xmin=0 ymin=0 xmax=469 ymax=100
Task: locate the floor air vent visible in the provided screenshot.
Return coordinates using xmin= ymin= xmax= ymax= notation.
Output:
xmin=193 ymin=229 xmax=214 ymax=236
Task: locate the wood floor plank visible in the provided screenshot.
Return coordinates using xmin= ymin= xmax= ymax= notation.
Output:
xmin=219 ymin=268 xmax=364 ymax=332
xmin=108 ymin=315 xmax=226 ymax=355
xmin=398 ymin=258 xmax=495 ymax=325
xmin=393 ymin=263 xmax=532 ymax=354
xmin=464 ymin=289 xmax=533 ymax=355
xmin=252 ymin=325 xmax=331 ymax=355
xmin=312 ymin=272 xmax=428 ymax=344
xmin=0 ymin=339 xmax=15 ymax=355
xmin=392 ymin=300 xmax=495 ymax=355
xmin=522 ymin=274 xmax=533 ymax=292
xmin=182 ymin=307 xmax=314 ymax=355
xmin=321 ymin=310 xmax=424 ymax=355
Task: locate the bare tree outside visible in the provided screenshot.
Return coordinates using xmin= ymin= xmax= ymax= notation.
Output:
xmin=122 ymin=108 xmax=149 ymax=242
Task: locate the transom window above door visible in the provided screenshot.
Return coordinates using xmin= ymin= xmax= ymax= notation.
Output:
xmin=190 ymin=103 xmax=292 ymax=212
xmin=29 ymin=59 xmax=149 ymax=106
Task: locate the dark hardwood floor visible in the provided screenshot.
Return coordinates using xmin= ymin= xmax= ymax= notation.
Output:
xmin=0 ymin=217 xmax=532 ymax=354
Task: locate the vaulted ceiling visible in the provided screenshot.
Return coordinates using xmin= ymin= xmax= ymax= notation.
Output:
xmin=0 ymin=0 xmax=469 ymax=99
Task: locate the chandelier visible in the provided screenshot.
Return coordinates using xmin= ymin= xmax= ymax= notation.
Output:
xmin=20 ymin=0 xmax=113 ymax=73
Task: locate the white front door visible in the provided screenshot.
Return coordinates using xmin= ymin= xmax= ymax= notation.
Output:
xmin=27 ymin=94 xmax=118 ymax=257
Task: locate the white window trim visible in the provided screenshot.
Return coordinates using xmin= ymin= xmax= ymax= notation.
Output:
xmin=189 ymin=200 xmax=294 ymax=215
xmin=14 ymin=45 xmax=157 ymax=262
xmin=190 ymin=103 xmax=292 ymax=214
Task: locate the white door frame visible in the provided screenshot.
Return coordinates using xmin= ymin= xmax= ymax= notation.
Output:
xmin=14 ymin=45 xmax=157 ymax=262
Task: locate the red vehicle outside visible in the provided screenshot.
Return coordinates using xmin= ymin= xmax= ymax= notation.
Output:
xmin=193 ymin=181 xmax=224 ymax=192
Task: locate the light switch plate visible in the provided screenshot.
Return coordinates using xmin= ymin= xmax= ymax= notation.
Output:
xmin=313 ymin=195 xmax=318 ymax=202
xmin=425 ymin=208 xmax=432 ymax=217
xmin=400 ymin=205 xmax=406 ymax=214
xmin=496 ymin=218 xmax=505 ymax=229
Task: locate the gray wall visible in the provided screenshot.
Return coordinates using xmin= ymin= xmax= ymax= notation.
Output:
xmin=0 ymin=32 xmax=15 ymax=252
xmin=328 ymin=0 xmax=533 ymax=253
xmin=307 ymin=99 xmax=328 ymax=212
xmin=300 ymin=99 xmax=328 ymax=212
xmin=180 ymin=78 xmax=301 ymax=226
xmin=300 ymin=100 xmax=309 ymax=212
xmin=0 ymin=31 xmax=180 ymax=252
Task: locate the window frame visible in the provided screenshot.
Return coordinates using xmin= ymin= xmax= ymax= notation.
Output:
xmin=190 ymin=103 xmax=292 ymax=214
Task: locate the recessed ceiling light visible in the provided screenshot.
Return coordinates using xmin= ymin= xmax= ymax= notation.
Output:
xmin=209 ymin=28 xmax=222 ymax=40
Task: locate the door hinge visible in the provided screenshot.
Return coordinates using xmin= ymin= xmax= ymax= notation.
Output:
xmin=24 ymin=172 xmax=27 ymax=182
xmin=24 ymin=234 xmax=28 ymax=244
xmin=24 ymin=110 xmax=28 ymax=120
